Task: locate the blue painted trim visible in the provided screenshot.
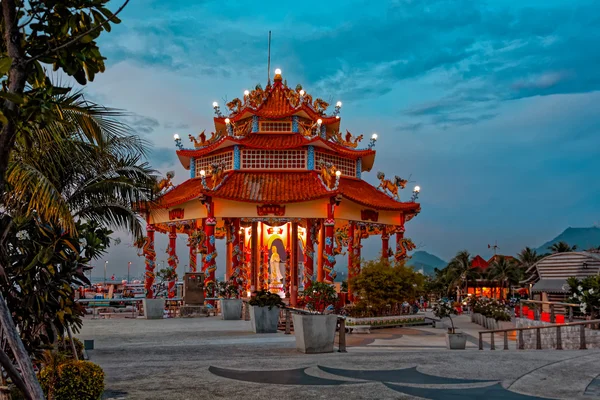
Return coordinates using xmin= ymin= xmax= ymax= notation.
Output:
xmin=307 ymin=146 xmax=315 ymax=170
xmin=356 ymin=159 xmax=362 ymax=179
xmin=227 ymin=124 xmax=234 ymax=136
xmin=320 ymin=124 xmax=326 ymax=138
xmin=292 ymin=116 xmax=299 ymax=133
xmin=234 ymin=146 xmax=241 ymax=170
xmin=252 ymin=116 xmax=259 ymax=132
xmin=190 ymin=157 xmax=196 ymax=178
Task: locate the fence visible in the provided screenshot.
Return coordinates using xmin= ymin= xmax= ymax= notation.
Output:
xmin=518 ymin=299 xmax=579 ymax=323
xmin=478 ymin=319 xmax=600 ymax=350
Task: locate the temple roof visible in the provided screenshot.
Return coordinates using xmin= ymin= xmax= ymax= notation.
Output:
xmin=175 ymin=133 xmax=376 ymax=171
xmin=154 ymin=171 xmax=420 ymax=212
xmin=214 ymin=78 xmax=340 ymax=127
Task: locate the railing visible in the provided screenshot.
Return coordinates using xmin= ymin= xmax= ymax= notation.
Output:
xmin=478 ymin=319 xmax=600 ymax=351
xmin=518 ymin=300 xmax=580 ymax=323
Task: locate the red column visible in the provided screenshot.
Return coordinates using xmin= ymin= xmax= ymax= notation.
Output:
xmin=317 ymin=220 xmax=325 ymax=282
xmin=250 ymin=221 xmax=258 ymax=292
xmin=347 ymin=221 xmax=355 ymax=300
xmin=144 ymin=225 xmax=156 ymax=298
xmin=167 ymin=224 xmax=178 ymax=298
xmin=231 ymin=218 xmax=241 ymax=283
xmin=323 ymin=201 xmax=336 ymax=284
xmin=291 ymin=221 xmax=299 ymax=306
xmin=187 ymin=222 xmax=198 ymax=273
xmin=225 ymin=219 xmax=232 ymax=280
xmin=203 ymin=198 xmax=217 ymax=299
xmin=303 ymin=218 xmax=315 ymax=289
xmin=259 ymin=223 xmax=265 ymax=290
xmin=394 ymin=214 xmax=406 ymax=263
xmin=381 ymin=226 xmax=389 ymax=260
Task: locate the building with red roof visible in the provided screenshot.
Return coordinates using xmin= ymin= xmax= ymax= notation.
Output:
xmin=139 ymin=70 xmax=421 ymax=304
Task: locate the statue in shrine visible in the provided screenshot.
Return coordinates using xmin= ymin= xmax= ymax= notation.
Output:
xmin=270 ymin=246 xmax=283 ymax=282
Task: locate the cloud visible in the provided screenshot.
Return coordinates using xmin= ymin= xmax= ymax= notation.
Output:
xmin=146 ymin=146 xmax=178 ymax=168
xmin=164 ymin=121 xmax=190 ymax=130
xmin=123 ymin=114 xmax=160 ymax=135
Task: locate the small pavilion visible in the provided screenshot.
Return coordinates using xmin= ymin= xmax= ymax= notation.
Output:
xmin=139 ymin=70 xmax=421 ymax=305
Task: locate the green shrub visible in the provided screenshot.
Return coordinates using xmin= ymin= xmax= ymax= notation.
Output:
xmin=248 ymin=290 xmax=284 ymax=309
xmin=39 ymin=359 xmax=104 ymax=400
xmin=56 ymin=336 xmax=84 ymax=360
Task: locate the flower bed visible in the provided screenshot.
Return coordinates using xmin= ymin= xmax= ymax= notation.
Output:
xmin=346 ymin=315 xmax=426 ymax=333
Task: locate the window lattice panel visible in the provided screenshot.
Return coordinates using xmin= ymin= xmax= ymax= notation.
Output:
xmin=196 ymin=151 xmax=234 ymax=175
xmin=259 ymin=121 xmax=292 ymax=132
xmin=314 ymin=151 xmax=356 ymax=177
xmin=241 ymin=150 xmax=306 ymax=170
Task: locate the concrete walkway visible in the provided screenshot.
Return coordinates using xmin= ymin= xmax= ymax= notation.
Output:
xmin=77 ymin=315 xmax=600 ymax=400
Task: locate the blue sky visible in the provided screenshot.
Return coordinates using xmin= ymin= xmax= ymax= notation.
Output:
xmin=83 ymin=0 xmax=600 ymax=276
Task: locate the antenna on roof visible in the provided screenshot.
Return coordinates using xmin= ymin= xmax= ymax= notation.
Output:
xmin=488 ymin=240 xmax=499 ymax=256
xmin=267 ymin=31 xmax=272 ymax=85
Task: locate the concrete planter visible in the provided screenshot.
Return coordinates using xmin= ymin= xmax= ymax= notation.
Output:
xmin=487 ymin=318 xmax=499 ymax=330
xmin=446 ymin=332 xmax=467 ymax=350
xmin=143 ymin=298 xmax=165 ymax=319
xmin=221 ymin=299 xmax=242 ymax=320
xmin=250 ymin=306 xmax=280 ymax=333
xmin=292 ymin=314 xmax=337 ymax=354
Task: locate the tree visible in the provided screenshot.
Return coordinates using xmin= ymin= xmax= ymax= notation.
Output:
xmin=516 ymin=247 xmax=542 ymax=270
xmin=549 ymin=241 xmax=577 ymax=253
xmin=1 ymin=2 xmax=129 ymax=396
xmin=446 ymin=250 xmax=478 ymax=299
xmin=350 ymin=258 xmax=424 ymax=316
xmin=488 ymin=256 xmax=520 ymax=300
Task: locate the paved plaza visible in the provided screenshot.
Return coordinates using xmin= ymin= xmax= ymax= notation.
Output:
xmin=77 ymin=315 xmax=600 ymax=400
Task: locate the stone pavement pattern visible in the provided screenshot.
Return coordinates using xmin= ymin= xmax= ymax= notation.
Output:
xmin=76 ymin=315 xmax=600 ymax=400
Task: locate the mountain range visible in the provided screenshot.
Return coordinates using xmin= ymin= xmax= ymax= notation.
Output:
xmin=409 ymin=226 xmax=600 ymax=275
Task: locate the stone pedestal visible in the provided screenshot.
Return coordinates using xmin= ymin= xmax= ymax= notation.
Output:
xmin=249 ymin=306 xmax=280 ymax=333
xmin=293 ymin=314 xmax=337 ymax=354
xmin=221 ymin=299 xmax=243 ymax=320
xmin=143 ymin=298 xmax=165 ymax=319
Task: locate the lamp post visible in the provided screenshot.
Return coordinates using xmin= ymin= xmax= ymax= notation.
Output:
xmin=104 ymin=261 xmax=108 ymax=285
xmin=128 ymin=261 xmax=132 ymax=283
xmin=410 ymin=185 xmax=421 ymax=202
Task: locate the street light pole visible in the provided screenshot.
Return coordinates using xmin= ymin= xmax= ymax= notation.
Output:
xmin=104 ymin=261 xmax=108 ymax=285
xmin=128 ymin=261 xmax=132 ymax=283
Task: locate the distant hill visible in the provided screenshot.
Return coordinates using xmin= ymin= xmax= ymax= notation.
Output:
xmin=535 ymin=227 xmax=600 ymax=254
xmin=407 ymin=251 xmax=447 ymax=275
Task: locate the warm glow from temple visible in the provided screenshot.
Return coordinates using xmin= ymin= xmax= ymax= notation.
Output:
xmin=144 ymin=69 xmax=421 ymax=304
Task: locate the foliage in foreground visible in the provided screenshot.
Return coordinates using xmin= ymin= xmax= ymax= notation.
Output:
xmin=432 ymin=300 xmax=458 ymax=333
xmin=39 ymin=356 xmax=105 ymax=400
xmin=470 ymin=297 xmax=512 ymax=322
xmin=350 ymin=258 xmax=424 ymax=316
xmin=249 ymin=290 xmax=284 ymax=309
xmin=0 ymin=217 xmax=111 ymax=359
xmin=303 ymin=281 xmax=337 ymax=313
xmin=565 ymin=276 xmax=600 ymax=318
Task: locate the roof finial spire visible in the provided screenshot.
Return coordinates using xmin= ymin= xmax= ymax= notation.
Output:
xmin=267 ymin=31 xmax=272 ymax=85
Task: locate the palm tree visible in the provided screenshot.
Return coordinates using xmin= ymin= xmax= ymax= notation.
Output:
xmin=549 ymin=241 xmax=577 ymax=253
xmin=447 ymin=250 xmax=476 ymax=300
xmin=488 ymin=256 xmax=519 ymax=300
xmin=4 ymin=91 xmax=157 ymax=238
xmin=516 ymin=247 xmax=542 ymax=270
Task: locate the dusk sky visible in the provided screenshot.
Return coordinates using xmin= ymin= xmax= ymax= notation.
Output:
xmin=83 ymin=0 xmax=600 ymax=277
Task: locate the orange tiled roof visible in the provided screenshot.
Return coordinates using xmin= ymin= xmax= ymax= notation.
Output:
xmin=339 ymin=177 xmax=421 ymax=211
xmin=155 ymin=172 xmax=420 ymax=212
xmin=256 ymin=84 xmax=296 ymax=118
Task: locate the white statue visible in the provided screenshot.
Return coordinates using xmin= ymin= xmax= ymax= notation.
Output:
xmin=270 ymin=246 xmax=283 ymax=282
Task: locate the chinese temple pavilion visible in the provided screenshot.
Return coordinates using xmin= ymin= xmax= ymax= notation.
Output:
xmin=140 ymin=69 xmax=421 ymax=305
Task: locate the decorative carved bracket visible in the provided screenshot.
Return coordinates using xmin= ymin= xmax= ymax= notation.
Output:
xmin=257 ymin=204 xmax=286 ymax=216
xmin=169 ymin=208 xmax=185 ymax=220
xmin=361 ymin=209 xmax=379 ymax=222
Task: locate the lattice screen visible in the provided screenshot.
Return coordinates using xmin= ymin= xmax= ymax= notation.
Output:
xmin=314 ymin=151 xmax=356 ymax=177
xmin=259 ymin=121 xmax=292 ymax=132
xmin=195 ymin=151 xmax=234 ymax=175
xmin=241 ymin=150 xmax=306 ymax=170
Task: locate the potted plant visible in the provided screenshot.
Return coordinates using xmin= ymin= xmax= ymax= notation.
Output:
xmin=293 ymin=282 xmax=338 ymax=354
xmin=217 ymin=278 xmax=243 ymax=320
xmin=142 ymin=268 xmax=171 ymax=319
xmin=433 ymin=300 xmax=467 ymax=350
xmin=248 ymin=290 xmax=284 ymax=333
